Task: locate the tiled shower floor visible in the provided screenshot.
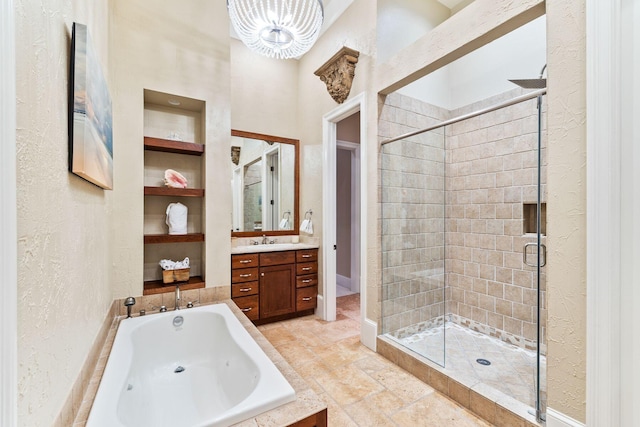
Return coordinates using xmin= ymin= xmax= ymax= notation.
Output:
xmin=389 ymin=323 xmax=546 ymax=409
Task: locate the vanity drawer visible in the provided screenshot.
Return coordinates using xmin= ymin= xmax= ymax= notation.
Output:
xmin=296 ymin=249 xmax=318 ymax=263
xmin=232 ymin=253 xmax=259 ymax=269
xmin=296 ymin=274 xmax=318 ymax=288
xmin=260 ymin=250 xmax=295 ymax=266
xmin=232 ymin=281 xmax=259 ymax=298
xmin=296 ymin=262 xmax=317 ymax=275
xmin=233 ymin=295 xmax=259 ymax=321
xmin=231 ymin=267 xmax=258 ymax=283
xmin=296 ymin=286 xmax=317 ymax=311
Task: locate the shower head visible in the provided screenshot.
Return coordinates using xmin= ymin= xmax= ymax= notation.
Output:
xmin=509 ymin=64 xmax=547 ymax=89
xmin=509 ymin=78 xmax=547 ymax=89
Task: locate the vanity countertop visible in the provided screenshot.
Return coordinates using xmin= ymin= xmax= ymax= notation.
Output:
xmin=231 ymin=242 xmax=319 ymax=254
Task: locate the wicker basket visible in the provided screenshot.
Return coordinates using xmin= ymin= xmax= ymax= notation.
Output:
xmin=162 ymin=268 xmax=190 ymax=284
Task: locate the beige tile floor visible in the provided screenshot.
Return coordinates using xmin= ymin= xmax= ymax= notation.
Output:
xmin=258 ymin=294 xmax=493 ymax=426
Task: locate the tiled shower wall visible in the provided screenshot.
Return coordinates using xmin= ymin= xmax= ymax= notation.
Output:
xmin=379 ymin=90 xmax=547 ymax=351
xmin=379 ymin=93 xmax=450 ymax=335
xmin=446 ymin=90 xmax=547 ymax=351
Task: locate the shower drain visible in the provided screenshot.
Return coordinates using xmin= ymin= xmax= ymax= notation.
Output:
xmin=476 ymin=358 xmax=491 ymax=366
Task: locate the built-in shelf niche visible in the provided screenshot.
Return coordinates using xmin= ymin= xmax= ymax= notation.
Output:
xmin=143 ymin=89 xmax=206 ymax=295
xmin=523 ymin=202 xmax=547 ymax=235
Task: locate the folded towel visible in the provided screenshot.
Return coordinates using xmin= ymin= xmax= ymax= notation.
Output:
xmin=166 ymin=202 xmax=188 ymax=235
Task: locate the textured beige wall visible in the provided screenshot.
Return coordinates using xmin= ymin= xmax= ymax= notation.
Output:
xmin=545 ymin=0 xmax=587 ymax=422
xmin=230 ymin=39 xmax=299 ymax=138
xmin=109 ymin=0 xmax=231 ymax=298
xmin=296 ymin=0 xmax=378 ymax=320
xmin=15 ymin=1 xmax=112 ymax=426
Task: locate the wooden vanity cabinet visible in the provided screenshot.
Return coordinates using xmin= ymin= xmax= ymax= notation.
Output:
xmin=231 ymin=248 xmax=318 ymax=324
xmin=295 ymin=249 xmax=318 ymax=312
xmin=231 ymin=253 xmax=260 ymax=320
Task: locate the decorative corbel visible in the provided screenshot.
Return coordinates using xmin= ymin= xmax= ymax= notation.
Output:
xmin=231 ymin=146 xmax=241 ymax=165
xmin=314 ymin=47 xmax=360 ymax=104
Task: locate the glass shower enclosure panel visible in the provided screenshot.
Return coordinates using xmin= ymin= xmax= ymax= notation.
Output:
xmin=380 ymin=92 xmax=547 ymax=420
xmin=381 ymin=127 xmax=446 ymax=366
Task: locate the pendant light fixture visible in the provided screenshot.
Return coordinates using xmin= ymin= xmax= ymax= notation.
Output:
xmin=227 ymin=0 xmax=324 ymax=59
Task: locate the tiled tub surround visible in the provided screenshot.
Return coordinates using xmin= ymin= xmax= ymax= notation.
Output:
xmin=53 ymin=301 xmax=120 ymax=427
xmin=66 ymin=294 xmax=326 ymax=427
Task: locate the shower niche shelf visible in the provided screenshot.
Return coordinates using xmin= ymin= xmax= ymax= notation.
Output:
xmin=142 ymin=90 xmax=206 ymax=296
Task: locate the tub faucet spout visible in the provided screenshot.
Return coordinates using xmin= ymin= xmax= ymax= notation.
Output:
xmin=175 ymin=284 xmax=181 ymax=310
xmin=124 ymin=297 xmax=136 ymax=318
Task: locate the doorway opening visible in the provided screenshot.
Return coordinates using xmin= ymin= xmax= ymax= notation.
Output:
xmin=322 ymin=93 xmax=376 ymax=350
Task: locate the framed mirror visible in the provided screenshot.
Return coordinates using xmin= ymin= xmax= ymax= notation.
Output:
xmin=231 ymin=130 xmax=299 ymax=237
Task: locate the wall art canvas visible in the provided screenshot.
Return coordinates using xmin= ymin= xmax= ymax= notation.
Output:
xmin=68 ymin=22 xmax=113 ymax=190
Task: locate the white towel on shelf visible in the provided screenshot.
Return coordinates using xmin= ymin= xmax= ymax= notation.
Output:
xmin=166 ymin=202 xmax=188 ymax=235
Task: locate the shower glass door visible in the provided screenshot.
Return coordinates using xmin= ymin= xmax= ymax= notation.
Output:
xmin=380 ymin=91 xmax=547 ymax=420
xmin=380 ymin=126 xmax=446 ymax=366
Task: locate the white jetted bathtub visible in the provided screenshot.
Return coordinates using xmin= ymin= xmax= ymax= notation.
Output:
xmin=86 ymin=303 xmax=295 ymax=427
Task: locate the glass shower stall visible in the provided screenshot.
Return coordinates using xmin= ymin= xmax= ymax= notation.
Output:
xmin=380 ymin=88 xmax=547 ymax=420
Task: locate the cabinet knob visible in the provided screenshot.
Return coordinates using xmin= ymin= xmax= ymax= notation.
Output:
xmin=239 ymin=273 xmax=252 ymax=278
xmin=239 ymin=259 xmax=252 ymax=264
xmin=302 ymin=297 xmax=313 ymax=301
xmin=240 ymin=287 xmax=252 ymax=292
xmin=302 ymin=279 xmax=312 ymax=283
xmin=261 ymin=272 xmax=265 ymax=277
xmin=302 ymin=254 xmax=311 ymax=258
xmin=302 ymin=267 xmax=311 ymax=271
xmin=241 ymin=307 xmax=252 ymax=312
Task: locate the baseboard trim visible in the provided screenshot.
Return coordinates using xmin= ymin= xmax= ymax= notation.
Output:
xmin=546 ymin=408 xmax=586 ymax=427
xmin=361 ymin=318 xmax=377 ymax=351
xmin=316 ymin=294 xmax=325 ymax=320
xmin=336 ymin=274 xmax=351 ymax=288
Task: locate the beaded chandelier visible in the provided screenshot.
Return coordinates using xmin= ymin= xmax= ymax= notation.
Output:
xmin=227 ymin=0 xmax=324 ymax=59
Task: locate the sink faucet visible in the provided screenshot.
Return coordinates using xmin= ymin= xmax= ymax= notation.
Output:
xmin=262 ymin=234 xmax=268 ymax=244
xmin=175 ymin=284 xmax=181 ymax=310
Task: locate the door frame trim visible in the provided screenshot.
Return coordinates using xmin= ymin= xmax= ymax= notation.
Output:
xmin=0 ymin=0 xmax=18 ymax=425
xmin=322 ymin=93 xmax=368 ymax=339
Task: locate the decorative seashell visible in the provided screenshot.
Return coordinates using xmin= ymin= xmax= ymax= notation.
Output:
xmin=164 ymin=169 xmax=188 ymax=189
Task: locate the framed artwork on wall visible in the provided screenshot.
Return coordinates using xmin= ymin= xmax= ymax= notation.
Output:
xmin=68 ymin=22 xmax=113 ymax=190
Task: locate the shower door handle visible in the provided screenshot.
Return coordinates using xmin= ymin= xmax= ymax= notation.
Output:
xmin=523 ymin=243 xmax=547 ymax=267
